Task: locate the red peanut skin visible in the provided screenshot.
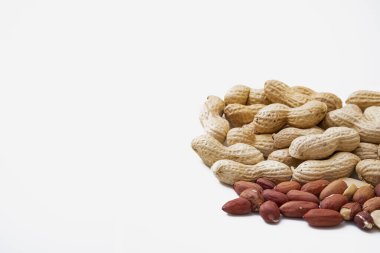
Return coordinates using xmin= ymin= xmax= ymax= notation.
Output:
xmin=263 ymin=189 xmax=288 ymax=206
xmin=274 ymin=181 xmax=301 ymax=194
xmin=256 ymin=178 xmax=276 ymax=190
xmin=320 ymin=194 xmax=348 ymax=211
xmin=287 ymin=190 xmax=319 ymax=204
xmin=259 ymin=200 xmax=280 ymax=223
xmin=301 ymin=179 xmax=329 ymax=196
xmin=222 ymin=197 xmax=252 ymax=215
xmin=280 ymin=201 xmax=319 ymax=218
xmin=375 ymin=184 xmax=380 ymax=197
xmin=233 ymin=181 xmax=263 ymax=195
xmin=303 ymin=209 xmax=343 ymax=227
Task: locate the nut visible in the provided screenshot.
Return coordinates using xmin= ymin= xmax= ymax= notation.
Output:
xmin=256 ymin=178 xmax=276 ymax=189
xmin=322 ymin=104 xmax=380 ymax=144
xmin=370 ymin=210 xmax=380 ymax=229
xmin=354 ymin=211 xmax=374 ymax=231
xmin=319 ymin=179 xmax=348 ymax=200
xmin=224 ymin=104 xmax=266 ymax=127
xmin=211 ymin=160 xmax=292 ymax=185
xmin=259 ymin=200 xmax=280 ymax=223
xmin=262 ymin=189 xmax=289 ymax=206
xmin=356 ymin=159 xmax=380 ymax=186
xmin=362 ymin=197 xmax=380 ymax=213
xmin=292 ymin=152 xmax=360 ymax=184
xmin=267 ymin=148 xmax=302 ymax=167
xmin=222 ymin=197 xmax=252 ymax=215
xmin=301 ymin=179 xmax=330 ymax=196
xmin=342 ymin=184 xmax=358 ymax=200
xmin=345 ymin=90 xmax=380 ymax=110
xmin=252 ymin=101 xmax=327 ymax=134
xmin=224 ymin=85 xmax=251 ymax=105
xmin=376 ymin=184 xmax=380 ymax=197
xmin=233 ymin=181 xmax=263 ymax=195
xmin=320 ymin=194 xmax=348 ymax=211
xmin=274 ymin=181 xmax=301 ymax=194
xmin=272 ymin=127 xmax=324 ymax=149
xmin=225 ymin=126 xmax=275 ymax=158
xmin=303 ymin=209 xmax=343 ymax=227
xmin=279 ymin=201 xmax=319 ymax=218
xmin=352 ymin=185 xmax=375 ymax=205
xmin=192 ymin=135 xmax=264 ymax=167
xmin=353 ymin=142 xmax=380 ymax=160
xmin=340 ymin=202 xmax=362 ymax=221
xmin=224 ymin=85 xmax=270 ymax=105
xmin=264 ymin=80 xmax=342 ymax=111
xmin=240 ymin=188 xmax=264 ymax=211
xmin=199 ymin=96 xmax=230 ymax=143
xmin=289 ymin=127 xmax=360 ymax=160
xmin=286 ymin=190 xmax=319 ymax=204
xmin=341 ymin=177 xmax=371 ymax=188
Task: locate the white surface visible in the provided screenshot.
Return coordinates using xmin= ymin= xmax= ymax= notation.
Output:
xmin=0 ymin=0 xmax=379 ymax=252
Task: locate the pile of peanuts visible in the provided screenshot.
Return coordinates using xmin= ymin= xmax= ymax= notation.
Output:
xmin=191 ymin=80 xmax=380 ymax=230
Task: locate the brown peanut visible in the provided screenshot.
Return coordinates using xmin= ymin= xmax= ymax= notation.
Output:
xmin=233 ymin=181 xmax=263 ymax=195
xmin=274 ymin=181 xmax=301 ymax=194
xmin=353 ymin=185 xmax=375 ymax=205
xmin=301 ymin=179 xmax=330 ymax=196
xmin=319 ymin=179 xmax=348 ymax=200
xmin=280 ymin=201 xmax=319 ymax=218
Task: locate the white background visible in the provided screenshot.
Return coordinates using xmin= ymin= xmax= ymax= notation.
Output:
xmin=0 ymin=0 xmax=379 ymax=252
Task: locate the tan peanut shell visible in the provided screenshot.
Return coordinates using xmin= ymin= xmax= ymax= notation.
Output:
xmin=248 ymin=89 xmax=270 ymax=105
xmin=211 ymin=160 xmax=292 ymax=185
xmin=291 ymin=86 xmax=315 ymax=96
xmin=272 ymin=127 xmax=324 ymax=149
xmin=363 ymin=106 xmax=380 ymax=123
xmin=224 ymin=104 xmax=266 ymax=127
xmin=253 ymin=101 xmax=327 ymax=134
xmin=267 ymin=149 xmax=302 ymax=167
xmin=356 ymin=159 xmax=380 ymax=186
xmin=353 ymin=143 xmax=380 ymax=160
xmin=224 ymin=85 xmax=270 ymax=105
xmin=224 ymin=85 xmax=251 ymax=105
xmin=199 ymin=96 xmax=230 ymax=143
xmin=322 ymin=104 xmax=380 ymax=144
xmin=264 ymin=80 xmax=309 ymax=107
xmin=191 ymin=135 xmax=264 ymax=167
xmin=289 ymin=127 xmax=360 ymax=160
xmin=264 ymin=80 xmax=342 ymax=111
xmin=292 ymin=152 xmax=361 ymax=183
xmin=225 ymin=125 xmax=275 ymax=157
xmin=346 ymin=90 xmax=380 ymax=110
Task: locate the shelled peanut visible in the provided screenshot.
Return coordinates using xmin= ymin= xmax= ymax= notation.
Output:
xmin=192 ymin=80 xmax=380 ymax=231
xmin=221 ymin=178 xmax=380 ymax=230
